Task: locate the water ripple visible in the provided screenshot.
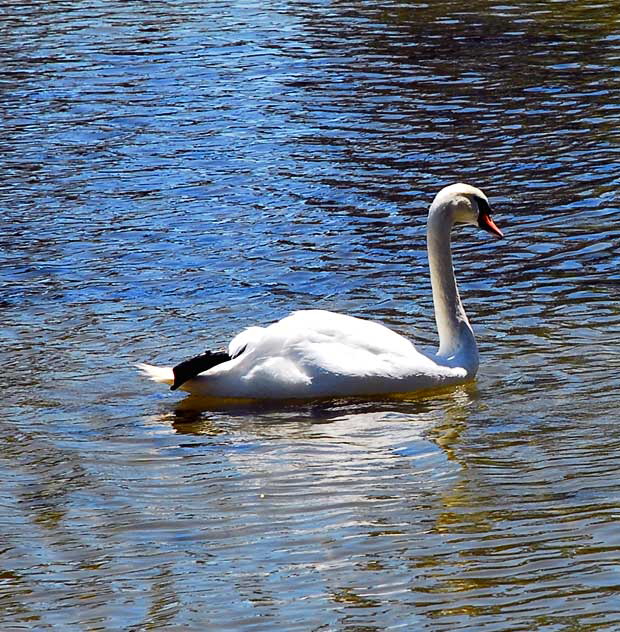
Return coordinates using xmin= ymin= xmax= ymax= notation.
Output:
xmin=1 ymin=0 xmax=620 ymax=630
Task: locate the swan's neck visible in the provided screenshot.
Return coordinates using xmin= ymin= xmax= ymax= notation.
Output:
xmin=427 ymin=214 xmax=478 ymax=373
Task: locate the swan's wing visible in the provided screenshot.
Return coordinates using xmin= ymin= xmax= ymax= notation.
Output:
xmin=244 ymin=309 xmax=435 ymax=379
xmin=293 ymin=310 xmax=435 ymax=375
xmin=186 ymin=310 xmax=448 ymax=398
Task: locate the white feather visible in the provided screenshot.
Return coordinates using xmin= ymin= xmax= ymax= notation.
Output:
xmin=228 ymin=326 xmax=264 ymax=358
xmin=136 ymin=363 xmax=174 ymax=386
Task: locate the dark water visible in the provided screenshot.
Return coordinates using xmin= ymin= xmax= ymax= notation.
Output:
xmin=2 ymin=1 xmax=620 ymax=629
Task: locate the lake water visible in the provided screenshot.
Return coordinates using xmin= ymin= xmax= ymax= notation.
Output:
xmin=2 ymin=1 xmax=620 ymax=629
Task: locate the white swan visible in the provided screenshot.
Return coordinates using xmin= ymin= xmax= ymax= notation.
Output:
xmin=138 ymin=183 xmax=503 ymax=400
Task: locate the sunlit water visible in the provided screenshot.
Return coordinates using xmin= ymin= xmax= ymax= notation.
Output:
xmin=2 ymin=1 xmax=620 ymax=630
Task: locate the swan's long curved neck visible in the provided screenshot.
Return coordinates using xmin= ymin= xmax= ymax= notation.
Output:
xmin=427 ymin=213 xmax=478 ymax=373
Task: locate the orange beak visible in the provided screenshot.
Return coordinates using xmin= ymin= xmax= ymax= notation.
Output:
xmin=478 ymin=212 xmax=504 ymax=238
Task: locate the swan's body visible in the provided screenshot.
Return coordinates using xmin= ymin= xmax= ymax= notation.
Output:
xmin=139 ymin=183 xmax=503 ymax=400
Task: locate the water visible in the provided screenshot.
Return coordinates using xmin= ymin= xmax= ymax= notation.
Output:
xmin=2 ymin=1 xmax=620 ymax=629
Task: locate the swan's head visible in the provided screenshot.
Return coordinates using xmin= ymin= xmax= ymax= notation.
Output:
xmin=430 ymin=183 xmax=503 ymax=238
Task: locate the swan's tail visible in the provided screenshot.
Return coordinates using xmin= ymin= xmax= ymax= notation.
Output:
xmin=136 ymin=363 xmax=174 ymax=387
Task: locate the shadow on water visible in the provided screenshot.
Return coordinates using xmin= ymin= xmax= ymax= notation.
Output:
xmin=155 ymin=384 xmax=479 ymax=465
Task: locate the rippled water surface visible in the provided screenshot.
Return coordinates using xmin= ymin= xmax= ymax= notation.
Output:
xmin=2 ymin=1 xmax=620 ymax=629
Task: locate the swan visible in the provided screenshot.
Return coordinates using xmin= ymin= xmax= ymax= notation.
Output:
xmin=138 ymin=183 xmax=503 ymax=400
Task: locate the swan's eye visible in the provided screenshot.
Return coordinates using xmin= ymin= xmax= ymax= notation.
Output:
xmin=473 ymin=195 xmax=491 ymax=218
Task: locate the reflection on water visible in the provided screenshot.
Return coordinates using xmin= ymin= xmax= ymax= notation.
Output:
xmin=1 ymin=0 xmax=620 ymax=629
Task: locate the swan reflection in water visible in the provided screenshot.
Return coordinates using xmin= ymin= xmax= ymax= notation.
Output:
xmin=144 ymin=383 xmax=478 ymax=470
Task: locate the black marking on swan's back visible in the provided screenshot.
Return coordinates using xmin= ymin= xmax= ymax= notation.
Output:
xmin=171 ymin=350 xmax=231 ymax=391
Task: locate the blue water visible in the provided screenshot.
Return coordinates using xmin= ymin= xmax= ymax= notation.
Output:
xmin=2 ymin=1 xmax=620 ymax=630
